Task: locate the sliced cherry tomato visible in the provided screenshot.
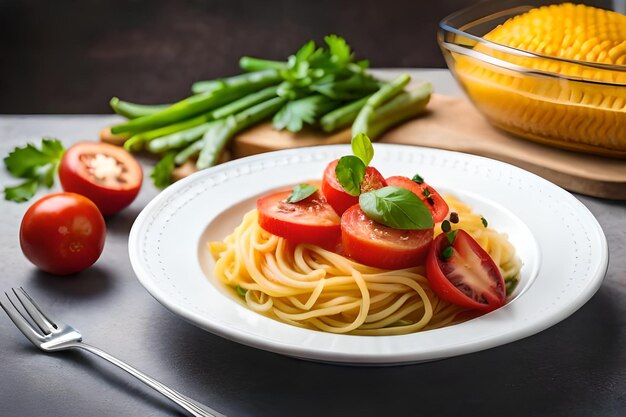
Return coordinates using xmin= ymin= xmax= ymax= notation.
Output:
xmin=321 ymin=159 xmax=387 ymax=216
xmin=20 ymin=192 xmax=106 ymax=275
xmin=59 ymin=142 xmax=142 ymax=216
xmin=386 ymin=176 xmax=449 ymax=223
xmin=426 ymin=229 xmax=505 ymax=311
xmin=341 ymin=205 xmax=434 ymax=269
xmin=257 ymin=189 xmax=341 ymax=248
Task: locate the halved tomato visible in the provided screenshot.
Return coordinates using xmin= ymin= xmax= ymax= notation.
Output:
xmin=59 ymin=142 xmax=142 ymax=216
xmin=321 ymin=159 xmax=386 ymax=216
xmin=341 ymin=205 xmax=434 ymax=270
xmin=386 ymin=176 xmax=449 ymax=223
xmin=425 ymin=229 xmax=505 ymax=311
xmin=257 ymin=189 xmax=341 ymax=248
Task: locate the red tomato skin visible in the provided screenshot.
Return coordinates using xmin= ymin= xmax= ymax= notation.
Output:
xmin=341 ymin=205 xmax=434 ymax=270
xmin=321 ymin=159 xmax=387 ymax=216
xmin=19 ymin=192 xmax=106 ymax=275
xmin=425 ymin=230 xmax=505 ymax=312
xmin=386 ymin=176 xmax=449 ymax=223
xmin=257 ymin=190 xmax=341 ymax=248
xmin=59 ymin=142 xmax=142 ymax=216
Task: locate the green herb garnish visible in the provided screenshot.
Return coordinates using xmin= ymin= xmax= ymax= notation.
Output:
xmin=335 ymin=155 xmax=366 ymax=196
xmin=286 ymin=184 xmax=318 ymax=203
xmin=351 ymin=132 xmax=374 ymax=166
xmin=423 ymin=188 xmax=431 ymax=198
xmin=150 ymin=152 xmax=176 ymax=190
xmin=335 ymin=133 xmax=375 ymax=195
xmin=442 ymin=246 xmax=454 ymax=260
xmin=235 ymin=285 xmax=248 ymax=298
xmin=481 ymin=217 xmax=488 ymax=227
xmin=359 ymin=186 xmax=434 ymax=230
xmin=272 ymin=95 xmax=337 ymax=132
xmin=3 ymin=138 xmax=65 ymax=202
xmin=446 ymin=229 xmax=459 ymax=245
xmin=411 ymin=173 xmax=424 ymax=184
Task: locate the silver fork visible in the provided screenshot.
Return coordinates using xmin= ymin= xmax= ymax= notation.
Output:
xmin=0 ymin=287 xmax=225 ymax=417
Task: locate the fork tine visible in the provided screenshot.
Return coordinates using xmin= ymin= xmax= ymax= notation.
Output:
xmin=12 ymin=287 xmax=56 ymax=334
xmin=0 ymin=293 xmax=45 ymax=347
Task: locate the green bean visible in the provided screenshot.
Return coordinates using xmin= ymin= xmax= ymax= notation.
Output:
xmin=174 ymin=140 xmax=204 ymax=165
xmin=111 ymin=76 xmax=275 ymax=135
xmin=366 ymin=83 xmax=432 ymax=140
xmin=319 ymin=94 xmax=372 ymax=133
xmin=191 ymin=69 xmax=281 ymax=94
xmin=239 ymin=57 xmax=287 ymax=72
xmin=210 ymin=85 xmax=278 ymax=119
xmin=352 ymin=74 xmax=411 ymax=137
xmin=196 ymin=96 xmax=286 ymax=169
xmin=147 ymin=122 xmax=216 ymax=153
xmin=109 ymin=97 xmax=170 ymax=119
xmin=123 ymin=112 xmax=214 ymax=151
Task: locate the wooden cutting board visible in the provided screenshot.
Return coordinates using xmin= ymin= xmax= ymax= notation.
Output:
xmin=233 ymin=94 xmax=626 ymax=200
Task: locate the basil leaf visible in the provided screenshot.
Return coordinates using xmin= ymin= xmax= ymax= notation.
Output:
xmin=359 ymin=186 xmax=434 ymax=230
xmin=286 ymin=183 xmax=318 ymax=203
xmin=351 ymin=133 xmax=374 ymax=166
xmin=335 ymin=155 xmax=366 ymax=196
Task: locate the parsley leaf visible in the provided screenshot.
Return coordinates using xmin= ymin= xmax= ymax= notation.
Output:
xmin=150 ymin=152 xmax=176 ymax=190
xmin=273 ymin=95 xmax=337 ymax=132
xmin=3 ymin=138 xmax=65 ymax=202
xmin=281 ymin=40 xmax=316 ymax=86
xmin=359 ymin=186 xmax=434 ymax=230
xmin=286 ymin=184 xmax=318 ymax=203
xmin=325 ymin=34 xmax=352 ymax=67
xmin=4 ymin=179 xmax=39 ymax=203
xmin=5 ymin=138 xmax=64 ymax=178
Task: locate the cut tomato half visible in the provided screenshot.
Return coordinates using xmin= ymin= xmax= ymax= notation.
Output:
xmin=257 ymin=189 xmax=341 ymax=248
xmin=59 ymin=142 xmax=142 ymax=215
xmin=321 ymin=159 xmax=386 ymax=216
xmin=425 ymin=229 xmax=506 ymax=311
xmin=386 ymin=176 xmax=449 ymax=223
xmin=341 ymin=205 xmax=434 ymax=269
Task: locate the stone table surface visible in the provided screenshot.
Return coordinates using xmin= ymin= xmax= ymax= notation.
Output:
xmin=0 ymin=69 xmax=625 ymax=417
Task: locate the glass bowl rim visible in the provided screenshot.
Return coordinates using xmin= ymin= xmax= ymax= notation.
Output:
xmin=438 ymin=1 xmax=626 ymax=74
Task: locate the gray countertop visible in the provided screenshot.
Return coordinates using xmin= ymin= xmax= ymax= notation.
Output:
xmin=1 ymin=69 xmax=625 ymax=417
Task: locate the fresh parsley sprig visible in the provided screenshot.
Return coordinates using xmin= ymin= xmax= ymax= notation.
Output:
xmin=150 ymin=151 xmax=176 ymax=190
xmin=3 ymin=138 xmax=65 ymax=202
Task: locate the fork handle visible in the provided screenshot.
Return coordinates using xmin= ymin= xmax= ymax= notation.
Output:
xmin=75 ymin=342 xmax=225 ymax=417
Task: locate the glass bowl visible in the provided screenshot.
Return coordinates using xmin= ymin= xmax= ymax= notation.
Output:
xmin=438 ymin=0 xmax=626 ymax=158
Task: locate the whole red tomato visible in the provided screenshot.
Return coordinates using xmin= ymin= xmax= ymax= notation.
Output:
xmin=59 ymin=142 xmax=142 ymax=215
xmin=19 ymin=192 xmax=106 ymax=275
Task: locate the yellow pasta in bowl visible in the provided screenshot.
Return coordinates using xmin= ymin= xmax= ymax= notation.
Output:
xmin=440 ymin=2 xmax=626 ymax=157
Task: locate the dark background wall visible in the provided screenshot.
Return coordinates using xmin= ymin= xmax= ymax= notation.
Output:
xmin=0 ymin=0 xmax=475 ymax=113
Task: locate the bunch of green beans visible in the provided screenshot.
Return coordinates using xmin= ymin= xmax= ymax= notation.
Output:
xmin=106 ymin=36 xmax=432 ymax=188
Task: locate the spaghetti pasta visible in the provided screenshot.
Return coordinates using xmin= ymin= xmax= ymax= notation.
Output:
xmin=209 ymin=195 xmax=521 ymax=336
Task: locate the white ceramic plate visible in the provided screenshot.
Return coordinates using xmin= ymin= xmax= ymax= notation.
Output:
xmin=128 ymin=145 xmax=608 ymax=365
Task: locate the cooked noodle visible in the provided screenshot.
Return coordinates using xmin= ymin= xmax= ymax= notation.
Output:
xmin=209 ymin=195 xmax=521 ymax=335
